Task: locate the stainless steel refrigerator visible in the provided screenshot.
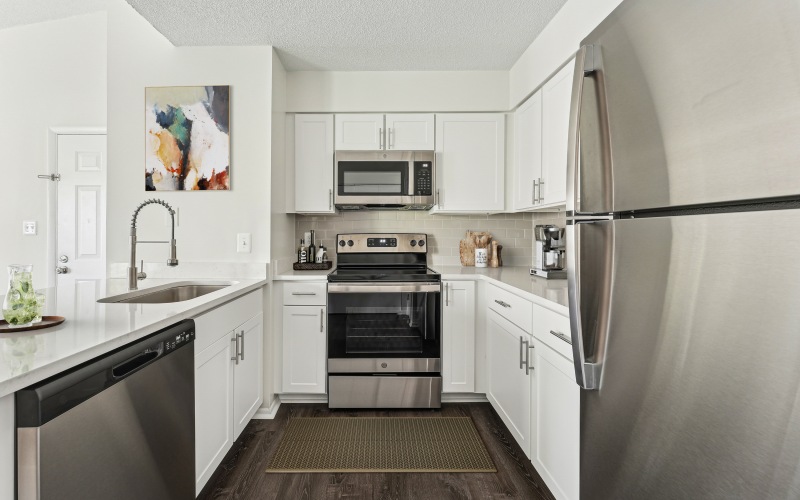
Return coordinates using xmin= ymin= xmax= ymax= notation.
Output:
xmin=566 ymin=0 xmax=800 ymax=498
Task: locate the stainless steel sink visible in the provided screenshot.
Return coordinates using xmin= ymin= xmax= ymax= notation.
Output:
xmin=98 ymin=281 xmax=233 ymax=304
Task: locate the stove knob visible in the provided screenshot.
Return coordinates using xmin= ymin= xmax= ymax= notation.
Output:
xmin=410 ymin=240 xmax=417 ymax=247
xmin=347 ymin=240 xmax=354 ymax=247
xmin=418 ymin=240 xmax=425 ymax=247
xmin=338 ymin=240 xmax=346 ymax=247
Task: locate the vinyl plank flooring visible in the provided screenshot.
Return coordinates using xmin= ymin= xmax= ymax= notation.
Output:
xmin=198 ymin=403 xmax=555 ymax=500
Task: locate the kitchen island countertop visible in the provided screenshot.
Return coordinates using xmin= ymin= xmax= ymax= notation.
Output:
xmin=0 ymin=277 xmax=266 ymax=398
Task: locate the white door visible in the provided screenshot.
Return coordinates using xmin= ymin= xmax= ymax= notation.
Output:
xmin=385 ymin=114 xmax=435 ymax=150
xmin=541 ymin=58 xmax=575 ymax=206
xmin=282 ymin=305 xmax=326 ymax=393
xmin=295 ymin=115 xmax=335 ymax=213
xmin=514 ymin=91 xmax=543 ymax=210
xmin=232 ymin=313 xmax=264 ymax=439
xmin=335 ymin=114 xmax=384 ymax=150
xmin=434 ymin=114 xmax=505 ymax=213
xmin=56 ymin=134 xmax=106 ymax=281
xmin=442 ymin=280 xmax=476 ymax=393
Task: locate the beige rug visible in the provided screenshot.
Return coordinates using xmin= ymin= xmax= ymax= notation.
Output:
xmin=265 ymin=417 xmax=496 ymax=473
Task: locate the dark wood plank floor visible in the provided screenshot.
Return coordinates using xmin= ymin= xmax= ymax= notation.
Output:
xmin=198 ymin=403 xmax=555 ymax=500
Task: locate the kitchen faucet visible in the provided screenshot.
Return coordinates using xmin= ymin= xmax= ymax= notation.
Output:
xmin=128 ymin=198 xmax=178 ymax=290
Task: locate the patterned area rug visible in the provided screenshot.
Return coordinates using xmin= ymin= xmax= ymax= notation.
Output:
xmin=265 ymin=417 xmax=496 ymax=473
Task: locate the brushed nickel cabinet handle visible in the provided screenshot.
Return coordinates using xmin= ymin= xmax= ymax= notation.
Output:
xmin=494 ymin=299 xmax=511 ymax=308
xmin=291 ymin=292 xmax=317 ymax=296
xmin=379 ymin=127 xmax=384 ymax=149
xmin=239 ymin=331 xmax=245 ymax=361
xmin=231 ymin=336 xmax=239 ymax=365
xmin=550 ymin=329 xmax=573 ymax=345
xmin=329 ymin=189 xmax=332 ymax=210
xmin=320 ymin=309 xmax=324 ymax=332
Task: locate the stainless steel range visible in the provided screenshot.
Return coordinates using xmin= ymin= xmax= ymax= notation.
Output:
xmin=327 ymin=233 xmax=442 ymax=409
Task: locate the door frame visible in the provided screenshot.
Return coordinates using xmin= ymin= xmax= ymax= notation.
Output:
xmin=46 ymin=127 xmax=106 ymax=288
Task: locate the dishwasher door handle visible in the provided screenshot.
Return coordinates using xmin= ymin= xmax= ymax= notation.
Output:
xmin=112 ymin=350 xmax=160 ymax=378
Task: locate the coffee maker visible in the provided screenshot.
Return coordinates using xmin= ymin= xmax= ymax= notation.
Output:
xmin=531 ymin=225 xmax=566 ymax=279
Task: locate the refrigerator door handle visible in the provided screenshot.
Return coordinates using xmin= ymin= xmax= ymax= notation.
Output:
xmin=566 ymin=45 xmax=591 ymax=215
xmin=567 ymin=221 xmax=611 ymax=390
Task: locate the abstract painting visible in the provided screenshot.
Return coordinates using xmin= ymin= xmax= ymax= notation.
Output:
xmin=145 ymin=86 xmax=230 ymax=190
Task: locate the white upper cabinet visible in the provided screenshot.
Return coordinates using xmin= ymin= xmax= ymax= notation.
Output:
xmin=295 ymin=114 xmax=335 ymax=213
xmin=335 ymin=114 xmax=435 ymax=151
xmin=434 ymin=113 xmax=505 ymax=213
xmin=541 ymin=58 xmax=576 ymax=207
xmin=514 ymin=91 xmax=543 ymax=210
xmin=385 ymin=114 xmax=435 ymax=150
xmin=335 ymin=114 xmax=384 ymax=150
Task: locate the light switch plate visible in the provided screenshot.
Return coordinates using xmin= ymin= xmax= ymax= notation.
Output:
xmin=22 ymin=221 xmax=37 ymax=235
xmin=237 ymin=233 xmax=251 ymax=253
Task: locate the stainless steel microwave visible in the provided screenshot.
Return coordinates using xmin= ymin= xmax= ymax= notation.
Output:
xmin=334 ymin=151 xmax=435 ymax=210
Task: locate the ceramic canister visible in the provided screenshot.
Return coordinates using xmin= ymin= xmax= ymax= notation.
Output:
xmin=475 ymin=248 xmax=488 ymax=268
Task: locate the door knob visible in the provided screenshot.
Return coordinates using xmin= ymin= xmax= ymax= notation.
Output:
xmin=56 ymin=266 xmax=69 ymax=274
xmin=59 ymin=255 xmax=69 ymax=263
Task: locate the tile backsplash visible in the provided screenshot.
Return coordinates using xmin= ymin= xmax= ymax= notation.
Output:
xmin=295 ymin=211 xmax=568 ymax=267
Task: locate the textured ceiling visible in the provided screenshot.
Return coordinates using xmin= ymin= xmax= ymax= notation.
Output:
xmin=0 ymin=0 xmax=108 ymax=30
xmin=124 ymin=0 xmax=568 ymax=71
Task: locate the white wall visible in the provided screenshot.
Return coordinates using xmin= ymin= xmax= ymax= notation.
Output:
xmin=287 ymin=71 xmax=509 ymax=112
xmin=270 ymin=52 xmax=295 ymax=271
xmin=0 ymin=12 xmax=106 ymax=288
xmin=509 ymin=0 xmax=624 ymax=109
xmin=106 ymin=0 xmax=272 ymax=268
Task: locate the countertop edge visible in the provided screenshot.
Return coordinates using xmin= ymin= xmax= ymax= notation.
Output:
xmin=0 ymin=279 xmax=267 ymax=398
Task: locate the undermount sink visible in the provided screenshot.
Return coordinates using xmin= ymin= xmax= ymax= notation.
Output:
xmin=98 ymin=281 xmax=234 ymax=304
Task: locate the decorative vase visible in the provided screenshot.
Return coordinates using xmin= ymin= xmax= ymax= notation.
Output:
xmin=475 ymin=248 xmax=488 ymax=268
xmin=2 ymin=265 xmax=37 ymax=327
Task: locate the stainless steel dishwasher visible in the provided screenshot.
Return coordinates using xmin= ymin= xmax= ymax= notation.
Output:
xmin=15 ymin=319 xmax=195 ymax=500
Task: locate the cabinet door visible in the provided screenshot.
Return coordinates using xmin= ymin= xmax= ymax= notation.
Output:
xmin=295 ymin=114 xmax=334 ymax=213
xmin=195 ymin=333 xmax=234 ymax=495
xmin=541 ymin=58 xmax=576 ymax=206
xmin=335 ymin=114 xmax=384 ymax=150
xmin=531 ymin=338 xmax=580 ymax=500
xmin=282 ymin=305 xmax=327 ymax=394
xmin=514 ymin=91 xmax=543 ymax=210
xmin=487 ymin=308 xmax=532 ymax=456
xmin=385 ymin=114 xmax=435 ymax=151
xmin=232 ymin=313 xmax=264 ymax=439
xmin=442 ymin=281 xmax=476 ymax=393
xmin=435 ymin=114 xmax=505 ymax=213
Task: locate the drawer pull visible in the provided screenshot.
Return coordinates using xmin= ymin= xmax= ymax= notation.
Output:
xmin=291 ymin=292 xmax=317 ymax=296
xmin=550 ymin=330 xmax=572 ymax=345
xmin=494 ymin=299 xmax=511 ymax=308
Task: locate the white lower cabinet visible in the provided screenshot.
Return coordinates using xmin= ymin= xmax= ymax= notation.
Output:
xmin=282 ymin=305 xmax=327 ymax=394
xmin=442 ymin=280 xmax=476 ymax=393
xmin=193 ymin=290 xmax=263 ymax=496
xmin=487 ymin=308 xmax=532 ymax=455
xmin=530 ymin=337 xmax=580 ymax=500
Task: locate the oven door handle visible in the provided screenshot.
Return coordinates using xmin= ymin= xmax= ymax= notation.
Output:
xmin=328 ymin=283 xmax=442 ymax=293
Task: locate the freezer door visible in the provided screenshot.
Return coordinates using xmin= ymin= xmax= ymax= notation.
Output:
xmin=573 ymin=209 xmax=800 ymax=499
xmin=570 ymin=0 xmax=800 ymax=214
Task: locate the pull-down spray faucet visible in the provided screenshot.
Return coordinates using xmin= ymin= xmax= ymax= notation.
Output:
xmin=128 ymin=198 xmax=178 ymax=290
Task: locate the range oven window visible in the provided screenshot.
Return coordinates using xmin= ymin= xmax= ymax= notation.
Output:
xmin=328 ymin=289 xmax=440 ymax=359
xmin=337 ymin=161 xmax=408 ymax=196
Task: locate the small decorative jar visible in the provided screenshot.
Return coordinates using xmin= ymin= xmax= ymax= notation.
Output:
xmin=2 ymin=265 xmax=37 ymax=327
xmin=475 ymin=248 xmax=488 ymax=268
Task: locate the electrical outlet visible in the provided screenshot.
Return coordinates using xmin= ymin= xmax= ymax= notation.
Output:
xmin=22 ymin=221 xmax=37 ymax=235
xmin=237 ymin=233 xmax=251 ymax=253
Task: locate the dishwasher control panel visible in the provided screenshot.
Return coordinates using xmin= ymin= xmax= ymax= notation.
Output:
xmin=165 ymin=330 xmax=195 ymax=353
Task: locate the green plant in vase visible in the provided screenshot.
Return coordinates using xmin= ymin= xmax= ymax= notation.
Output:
xmin=2 ymin=265 xmax=38 ymax=327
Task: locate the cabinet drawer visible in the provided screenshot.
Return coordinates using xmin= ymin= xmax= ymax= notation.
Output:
xmin=194 ymin=289 xmax=262 ymax=353
xmin=532 ymin=304 xmax=573 ymax=361
xmin=283 ymin=282 xmax=327 ymax=306
xmin=486 ymin=284 xmax=533 ymax=333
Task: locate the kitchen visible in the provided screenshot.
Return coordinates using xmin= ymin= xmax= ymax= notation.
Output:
xmin=0 ymin=0 xmax=796 ymax=498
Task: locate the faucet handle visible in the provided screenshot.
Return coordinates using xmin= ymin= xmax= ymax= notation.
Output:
xmin=137 ymin=260 xmax=147 ymax=280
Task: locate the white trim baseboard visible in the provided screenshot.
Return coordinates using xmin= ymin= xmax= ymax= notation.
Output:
xmin=442 ymin=393 xmax=489 ymax=403
xmin=252 ymin=396 xmax=281 ymax=419
xmin=279 ymin=394 xmax=328 ymax=404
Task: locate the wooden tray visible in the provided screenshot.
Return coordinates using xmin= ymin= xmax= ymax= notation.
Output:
xmin=0 ymin=316 xmax=65 ymax=333
xmin=293 ymin=262 xmax=333 ymax=271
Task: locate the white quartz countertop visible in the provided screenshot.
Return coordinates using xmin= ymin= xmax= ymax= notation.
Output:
xmin=0 ymin=277 xmax=266 ymax=398
xmin=272 ymin=268 xmax=333 ymax=280
xmin=432 ymin=266 xmax=569 ymax=312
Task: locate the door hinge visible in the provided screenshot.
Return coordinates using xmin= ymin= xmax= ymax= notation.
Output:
xmin=38 ymin=174 xmax=61 ymax=181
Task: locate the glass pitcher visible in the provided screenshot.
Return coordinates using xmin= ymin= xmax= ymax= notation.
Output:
xmin=2 ymin=265 xmax=37 ymax=327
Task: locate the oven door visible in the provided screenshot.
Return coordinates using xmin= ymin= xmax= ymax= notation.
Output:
xmin=327 ymin=282 xmax=441 ymax=373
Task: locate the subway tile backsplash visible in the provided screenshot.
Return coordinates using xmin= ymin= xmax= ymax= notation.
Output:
xmin=296 ymin=211 xmax=567 ymax=267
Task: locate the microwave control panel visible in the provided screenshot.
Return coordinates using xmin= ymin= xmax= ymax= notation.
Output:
xmin=414 ymin=161 xmax=433 ymax=196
